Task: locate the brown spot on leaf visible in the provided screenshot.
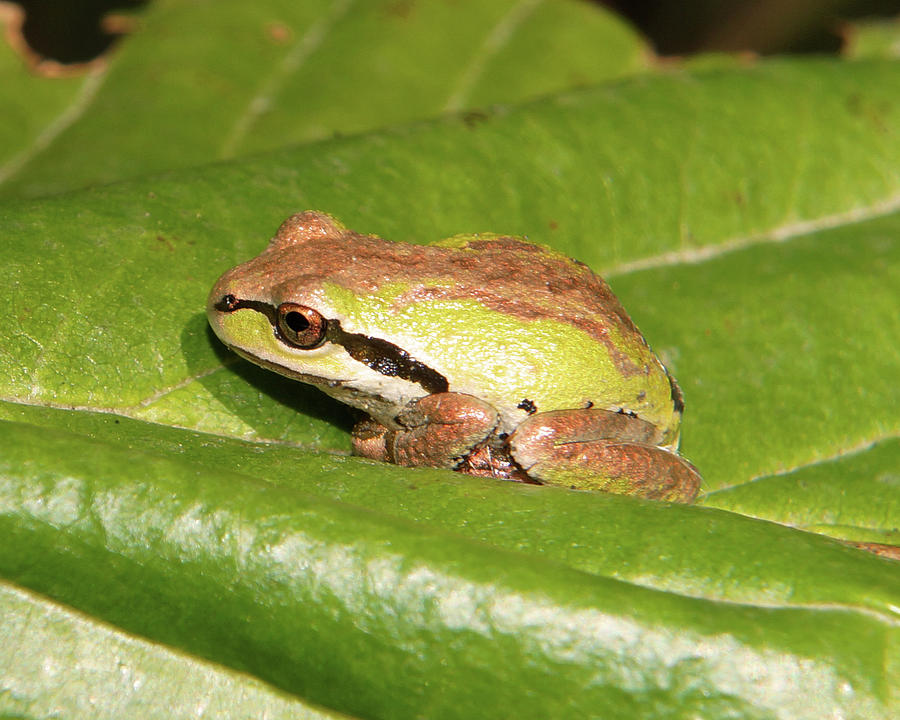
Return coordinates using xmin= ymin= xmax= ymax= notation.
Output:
xmin=383 ymin=0 xmax=416 ymax=19
xmin=462 ymin=110 xmax=490 ymax=129
xmin=845 ymin=92 xmax=891 ymax=134
xmin=266 ymin=21 xmax=292 ymax=45
xmin=846 ymin=540 xmax=900 ymax=561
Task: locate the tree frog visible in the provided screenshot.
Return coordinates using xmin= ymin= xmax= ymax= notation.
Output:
xmin=207 ymin=212 xmax=701 ymax=502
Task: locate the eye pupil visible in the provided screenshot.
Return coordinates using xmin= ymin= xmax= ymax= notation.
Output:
xmin=276 ymin=303 xmax=327 ymax=349
xmin=284 ymin=311 xmax=310 ymax=333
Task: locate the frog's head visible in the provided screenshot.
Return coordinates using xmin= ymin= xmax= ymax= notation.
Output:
xmin=208 ymin=211 xmax=345 ymax=360
xmin=207 ymin=212 xmax=446 ymax=419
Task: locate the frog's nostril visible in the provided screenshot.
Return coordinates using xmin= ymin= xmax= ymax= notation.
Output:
xmin=215 ymin=294 xmax=240 ymax=312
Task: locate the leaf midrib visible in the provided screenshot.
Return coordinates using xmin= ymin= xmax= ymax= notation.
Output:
xmin=605 ymin=191 xmax=900 ymax=277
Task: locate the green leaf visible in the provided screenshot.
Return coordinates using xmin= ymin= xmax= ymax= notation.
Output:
xmin=0 ymin=0 xmax=647 ymax=199
xmin=0 ymin=420 xmax=895 ymax=719
xmin=4 ymin=399 xmax=898 ymax=621
xmin=0 ymin=580 xmax=354 ymax=720
xmin=2 ymin=34 xmax=899 ymax=720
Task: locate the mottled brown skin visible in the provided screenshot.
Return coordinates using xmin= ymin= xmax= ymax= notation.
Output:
xmin=352 ymin=393 xmax=701 ymax=501
xmin=510 ymin=409 xmax=702 ymax=502
xmin=352 ymin=393 xmax=536 ymax=482
xmin=353 ymin=393 xmax=499 ymax=469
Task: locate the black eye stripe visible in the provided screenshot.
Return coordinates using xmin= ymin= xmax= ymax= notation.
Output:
xmin=214 ymin=296 xmax=277 ymax=323
xmin=215 ymin=296 xmax=448 ymax=394
xmin=327 ymin=319 xmax=448 ymax=394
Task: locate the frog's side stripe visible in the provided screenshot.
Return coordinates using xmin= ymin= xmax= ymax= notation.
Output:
xmin=325 ymin=319 xmax=448 ymax=394
xmin=216 ymin=297 xmax=449 ymax=395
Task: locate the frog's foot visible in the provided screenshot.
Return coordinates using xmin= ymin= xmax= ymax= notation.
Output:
xmin=351 ymin=417 xmax=394 ymax=463
xmin=508 ymin=408 xmax=701 ymax=503
xmin=352 ymin=393 xmax=499 ymax=470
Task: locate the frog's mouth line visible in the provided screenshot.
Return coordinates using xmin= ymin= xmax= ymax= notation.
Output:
xmin=226 ymin=345 xmax=339 ymax=387
xmin=214 ymin=295 xmax=449 ymax=395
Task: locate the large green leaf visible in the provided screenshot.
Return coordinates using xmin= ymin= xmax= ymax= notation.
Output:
xmin=2 ymin=27 xmax=898 ymax=720
xmin=0 ymin=0 xmax=647 ymax=199
xmin=0 ymin=420 xmax=895 ymax=719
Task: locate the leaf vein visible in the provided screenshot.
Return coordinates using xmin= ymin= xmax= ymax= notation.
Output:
xmin=129 ymin=362 xmax=238 ymax=410
xmin=220 ymin=0 xmax=355 ymax=157
xmin=0 ymin=70 xmax=106 ymax=187
xmin=704 ymin=428 xmax=900 ymax=498
xmin=443 ymin=0 xmax=544 ymax=113
xmin=605 ymin=191 xmax=900 ymax=277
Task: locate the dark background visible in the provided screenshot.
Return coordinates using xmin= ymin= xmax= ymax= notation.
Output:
xmin=9 ymin=0 xmax=900 ymax=67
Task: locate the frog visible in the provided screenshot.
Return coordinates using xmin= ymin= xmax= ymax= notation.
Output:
xmin=207 ymin=211 xmax=702 ymax=502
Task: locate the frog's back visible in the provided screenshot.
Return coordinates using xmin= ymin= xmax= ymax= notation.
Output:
xmin=424 ymin=235 xmax=643 ymax=348
xmin=344 ymin=234 xmax=679 ymax=439
xmin=261 ymin=215 xmax=679 ymax=438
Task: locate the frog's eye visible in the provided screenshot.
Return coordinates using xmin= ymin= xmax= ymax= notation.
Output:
xmin=277 ymin=303 xmax=328 ymax=349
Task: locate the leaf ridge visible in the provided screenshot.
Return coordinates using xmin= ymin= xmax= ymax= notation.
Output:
xmin=704 ymin=429 xmax=900 ymax=497
xmin=3 ymin=358 xmax=234 ymax=414
xmin=605 ymin=190 xmax=900 ymax=277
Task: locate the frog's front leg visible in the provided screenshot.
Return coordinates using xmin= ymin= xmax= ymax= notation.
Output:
xmin=508 ymin=408 xmax=701 ymax=502
xmin=353 ymin=392 xmax=499 ymax=469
